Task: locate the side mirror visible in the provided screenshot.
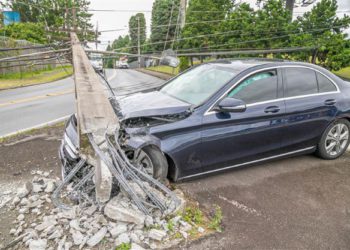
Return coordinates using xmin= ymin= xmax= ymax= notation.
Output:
xmin=216 ymin=97 xmax=246 ymax=113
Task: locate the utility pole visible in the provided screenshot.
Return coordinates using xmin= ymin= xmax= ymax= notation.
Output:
xmin=179 ymin=0 xmax=187 ymax=28
xmin=286 ymin=0 xmax=295 ymax=15
xmin=95 ymin=21 xmax=99 ymax=50
xmin=72 ymin=1 xmax=77 ymax=32
xmin=137 ymin=16 xmax=141 ymax=68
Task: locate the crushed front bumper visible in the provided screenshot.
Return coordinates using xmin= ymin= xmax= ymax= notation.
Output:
xmin=59 ymin=114 xmax=80 ymax=179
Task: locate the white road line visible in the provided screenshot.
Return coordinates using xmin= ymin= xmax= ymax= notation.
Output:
xmin=0 ymin=115 xmax=71 ymax=140
xmin=107 ymin=69 xmax=118 ymax=81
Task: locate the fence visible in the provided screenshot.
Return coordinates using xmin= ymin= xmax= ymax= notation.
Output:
xmin=0 ymin=37 xmax=59 ymax=76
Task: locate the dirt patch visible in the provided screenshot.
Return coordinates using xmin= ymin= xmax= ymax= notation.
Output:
xmin=0 ymin=124 xmax=63 ymax=246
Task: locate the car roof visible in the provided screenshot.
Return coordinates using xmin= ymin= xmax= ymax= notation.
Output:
xmin=207 ymin=59 xmax=322 ymax=74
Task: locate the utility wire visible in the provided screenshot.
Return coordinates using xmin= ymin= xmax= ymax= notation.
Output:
xmin=113 ymin=24 xmax=349 ymax=51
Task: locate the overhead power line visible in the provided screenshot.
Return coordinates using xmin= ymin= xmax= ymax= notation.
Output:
xmin=113 ymin=24 xmax=349 ymax=51
xmin=0 ymin=48 xmax=70 ymax=62
xmin=175 ymin=47 xmax=316 ymax=56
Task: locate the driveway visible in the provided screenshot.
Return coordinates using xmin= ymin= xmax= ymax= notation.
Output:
xmin=178 ymin=151 xmax=350 ymax=249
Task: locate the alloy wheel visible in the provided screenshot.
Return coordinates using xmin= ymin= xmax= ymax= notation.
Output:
xmin=133 ymin=149 xmax=154 ymax=176
xmin=325 ymin=123 xmax=349 ymax=156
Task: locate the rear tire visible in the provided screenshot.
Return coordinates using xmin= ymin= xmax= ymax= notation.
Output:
xmin=316 ymin=119 xmax=350 ymax=160
xmin=134 ymin=146 xmax=168 ymax=182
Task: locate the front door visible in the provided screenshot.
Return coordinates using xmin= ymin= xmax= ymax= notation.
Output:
xmin=199 ymin=69 xmax=286 ymax=173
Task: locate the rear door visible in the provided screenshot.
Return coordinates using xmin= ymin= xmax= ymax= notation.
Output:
xmin=281 ymin=67 xmax=339 ymax=151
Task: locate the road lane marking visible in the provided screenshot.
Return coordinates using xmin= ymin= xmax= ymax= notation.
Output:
xmin=107 ymin=69 xmax=117 ymax=81
xmin=0 ymin=89 xmax=73 ymax=108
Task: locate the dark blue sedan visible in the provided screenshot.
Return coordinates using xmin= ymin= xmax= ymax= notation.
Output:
xmin=60 ymin=59 xmax=350 ymax=182
xmin=113 ymin=59 xmax=350 ymax=182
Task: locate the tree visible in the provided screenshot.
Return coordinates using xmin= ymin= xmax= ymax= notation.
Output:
xmin=291 ymin=0 xmax=350 ymax=70
xmin=3 ymin=0 xmax=93 ymax=43
xmin=150 ymin=0 xmax=180 ymax=52
xmin=112 ymin=35 xmax=130 ymax=52
xmin=178 ymin=0 xmax=233 ymax=52
xmin=128 ymin=13 xmax=146 ymax=55
xmin=0 ymin=22 xmax=47 ymax=44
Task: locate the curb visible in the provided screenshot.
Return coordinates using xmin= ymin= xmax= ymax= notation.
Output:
xmin=135 ymin=68 xmax=173 ymax=80
xmin=0 ymin=115 xmax=70 ymax=140
xmin=0 ymin=75 xmax=73 ymax=92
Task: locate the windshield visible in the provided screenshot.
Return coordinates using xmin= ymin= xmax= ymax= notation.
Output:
xmin=160 ymin=64 xmax=237 ymax=105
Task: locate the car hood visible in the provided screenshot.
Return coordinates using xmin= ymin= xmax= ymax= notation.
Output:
xmin=113 ymin=91 xmax=192 ymax=120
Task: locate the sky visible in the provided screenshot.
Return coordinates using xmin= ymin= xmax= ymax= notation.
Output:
xmin=89 ymin=0 xmax=350 ymax=50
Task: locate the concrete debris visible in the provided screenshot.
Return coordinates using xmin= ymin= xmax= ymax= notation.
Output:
xmin=87 ymin=226 xmax=107 ymax=247
xmin=4 ymin=165 xmax=205 ymax=249
xmin=131 ymin=243 xmax=146 ymax=250
xmin=17 ymin=182 xmax=32 ymax=198
xmin=71 ymin=230 xmax=85 ymax=245
xmin=108 ymin=222 xmax=128 ymax=238
xmin=45 ymin=180 xmax=56 ymax=193
xmin=148 ymin=229 xmax=167 ymax=241
xmin=115 ymin=232 xmax=130 ymax=246
xmin=104 ymin=195 xmax=145 ymax=225
xmin=29 ymin=239 xmax=47 ymax=250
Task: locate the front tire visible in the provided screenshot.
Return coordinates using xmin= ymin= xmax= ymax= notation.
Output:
xmin=133 ymin=146 xmax=168 ymax=181
xmin=316 ymin=119 xmax=350 ymax=160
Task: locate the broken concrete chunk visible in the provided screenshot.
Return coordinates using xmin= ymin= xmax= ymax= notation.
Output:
xmin=108 ymin=222 xmax=128 ymax=238
xmin=29 ymin=239 xmax=47 ymax=250
xmin=32 ymin=183 xmax=45 ymax=193
xmin=45 ymin=180 xmax=56 ymax=193
xmin=84 ymin=204 xmax=97 ymax=216
xmin=131 ymin=243 xmax=145 ymax=250
xmin=17 ymin=182 xmax=32 ymax=198
xmin=35 ymin=216 xmax=57 ymax=232
xmin=70 ymin=219 xmax=84 ymax=232
xmin=87 ymin=226 xmax=107 ymax=247
xmin=17 ymin=214 xmax=25 ymax=221
xmin=115 ymin=232 xmax=130 ymax=246
xmin=72 ymin=230 xmax=85 ymax=245
xmin=148 ymin=229 xmax=167 ymax=241
xmin=104 ymin=196 xmax=145 ymax=225
xmin=144 ymin=216 xmax=154 ymax=227
xmin=12 ymin=196 xmax=20 ymax=206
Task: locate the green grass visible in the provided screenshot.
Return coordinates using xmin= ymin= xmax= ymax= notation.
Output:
xmin=209 ymin=205 xmax=223 ymax=232
xmin=115 ymin=243 xmax=131 ymax=250
xmin=334 ymin=66 xmax=350 ymax=80
xmin=147 ymin=65 xmax=179 ymax=75
xmin=0 ymin=65 xmax=73 ymax=90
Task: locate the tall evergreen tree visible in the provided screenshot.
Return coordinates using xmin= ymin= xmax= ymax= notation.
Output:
xmin=129 ymin=13 xmax=146 ymax=55
xmin=150 ymin=0 xmax=180 ymax=52
xmin=178 ymin=0 xmax=233 ymax=52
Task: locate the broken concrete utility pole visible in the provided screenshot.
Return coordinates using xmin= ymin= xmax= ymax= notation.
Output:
xmin=70 ymin=32 xmax=118 ymax=203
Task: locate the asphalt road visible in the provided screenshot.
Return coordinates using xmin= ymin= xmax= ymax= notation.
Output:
xmin=0 ymin=69 xmax=164 ymax=137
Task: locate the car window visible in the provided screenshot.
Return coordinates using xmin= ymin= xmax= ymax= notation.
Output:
xmin=317 ymin=72 xmax=337 ymax=92
xmin=161 ymin=64 xmax=237 ymax=106
xmin=285 ymin=68 xmax=318 ymax=97
xmin=227 ymin=70 xmax=278 ymax=104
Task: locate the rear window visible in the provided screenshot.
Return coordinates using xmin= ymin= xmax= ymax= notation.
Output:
xmin=317 ymin=72 xmax=337 ymax=92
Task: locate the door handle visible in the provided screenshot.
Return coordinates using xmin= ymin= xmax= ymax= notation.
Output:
xmin=264 ymin=106 xmax=280 ymax=113
xmin=324 ymin=99 xmax=336 ymax=106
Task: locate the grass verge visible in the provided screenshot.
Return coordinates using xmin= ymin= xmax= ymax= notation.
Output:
xmin=0 ymin=65 xmax=73 ymax=90
xmin=334 ymin=66 xmax=350 ymax=80
xmin=146 ymin=65 xmax=179 ymax=75
xmin=0 ymin=121 xmax=65 ymax=144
